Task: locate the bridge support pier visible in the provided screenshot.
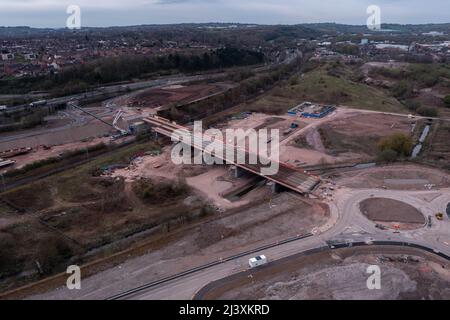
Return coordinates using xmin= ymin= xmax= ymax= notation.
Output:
xmin=177 ymin=143 xmax=203 ymax=163
xmin=232 ymin=166 xmax=246 ymax=178
xmin=270 ymin=182 xmax=282 ymax=194
xmin=192 ymin=146 xmax=202 ymax=162
xmin=176 ymin=142 xmax=194 ymax=159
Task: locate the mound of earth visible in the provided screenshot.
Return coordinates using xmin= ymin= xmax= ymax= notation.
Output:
xmin=360 ymin=198 xmax=425 ymax=226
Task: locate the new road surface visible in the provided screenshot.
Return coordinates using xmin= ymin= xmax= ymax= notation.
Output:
xmin=27 ymin=187 xmax=450 ymax=300
xmin=110 ymin=188 xmax=450 ymax=300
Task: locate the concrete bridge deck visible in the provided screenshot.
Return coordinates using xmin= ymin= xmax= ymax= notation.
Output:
xmin=144 ymin=116 xmax=320 ymax=194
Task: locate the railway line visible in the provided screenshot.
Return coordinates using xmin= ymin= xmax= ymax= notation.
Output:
xmin=106 ymin=188 xmax=450 ymax=300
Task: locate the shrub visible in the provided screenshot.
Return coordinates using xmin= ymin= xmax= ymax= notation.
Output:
xmin=391 ymin=80 xmax=414 ymax=99
xmin=133 ymin=179 xmax=189 ymax=205
xmin=404 ymin=100 xmax=421 ymax=112
xmin=377 ymin=149 xmax=399 ymax=163
xmin=378 ymin=133 xmax=413 ymax=158
xmin=0 ymin=233 xmax=16 ymax=275
xmin=417 ymin=106 xmax=438 ymax=117
xmin=444 ymin=95 xmax=450 ymax=108
xmin=36 ymin=236 xmax=74 ymax=274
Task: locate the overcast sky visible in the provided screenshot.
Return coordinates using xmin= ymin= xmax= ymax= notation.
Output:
xmin=0 ymin=0 xmax=449 ymax=28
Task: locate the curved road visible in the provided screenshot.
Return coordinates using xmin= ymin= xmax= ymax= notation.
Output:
xmin=111 ymin=187 xmax=450 ymax=300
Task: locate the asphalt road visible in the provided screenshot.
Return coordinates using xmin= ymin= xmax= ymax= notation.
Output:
xmin=0 ymin=72 xmax=228 ymax=116
xmin=119 ymin=189 xmax=450 ymax=300
xmin=29 ymin=185 xmax=450 ymax=300
xmin=1 ymin=49 xmax=302 ymax=116
xmin=23 ymin=186 xmax=450 ymax=300
xmin=116 ymin=188 xmax=449 ymax=300
xmin=0 ymin=72 xmax=230 ymax=145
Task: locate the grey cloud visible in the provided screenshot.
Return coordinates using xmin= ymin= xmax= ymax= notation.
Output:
xmin=0 ymin=0 xmax=448 ymax=27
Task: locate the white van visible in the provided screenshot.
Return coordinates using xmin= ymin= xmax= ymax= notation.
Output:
xmin=249 ymin=255 xmax=268 ymax=268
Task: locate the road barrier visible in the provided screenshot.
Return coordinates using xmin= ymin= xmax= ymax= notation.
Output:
xmin=193 ymin=240 xmax=450 ymax=300
xmin=106 ymin=233 xmax=313 ymax=300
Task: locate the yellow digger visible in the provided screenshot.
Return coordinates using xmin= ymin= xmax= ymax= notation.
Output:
xmin=436 ymin=213 xmax=444 ymax=221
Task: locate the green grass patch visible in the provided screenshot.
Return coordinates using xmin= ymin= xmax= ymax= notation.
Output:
xmin=245 ymin=63 xmax=407 ymax=114
xmin=2 ymin=182 xmax=53 ymax=212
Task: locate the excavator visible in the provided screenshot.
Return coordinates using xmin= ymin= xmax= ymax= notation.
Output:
xmin=436 ymin=212 xmax=444 ymax=221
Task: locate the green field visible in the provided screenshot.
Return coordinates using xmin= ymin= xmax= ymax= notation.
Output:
xmin=243 ymin=63 xmax=407 ymax=114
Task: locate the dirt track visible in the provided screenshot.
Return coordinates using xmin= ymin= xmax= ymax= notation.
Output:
xmin=335 ymin=164 xmax=450 ymax=190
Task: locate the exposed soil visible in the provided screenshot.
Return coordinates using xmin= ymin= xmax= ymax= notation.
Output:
xmin=424 ymin=121 xmax=450 ymax=169
xmin=186 ymin=167 xmax=271 ymax=209
xmin=3 ymin=136 xmax=114 ymax=171
xmin=222 ymin=113 xmax=307 ymax=136
xmin=0 ymin=119 xmax=114 ymax=151
xmin=360 ymin=198 xmax=425 ymax=226
xmin=200 ymin=246 xmax=450 ymax=300
xmin=0 ymin=142 xmax=207 ymax=291
xmin=317 ymin=113 xmax=413 ymax=158
xmin=361 ymin=62 xmax=410 ymax=76
xmin=26 ymin=192 xmax=330 ymax=300
xmin=129 ymin=84 xmax=229 ymax=110
xmin=335 ymin=164 xmax=450 ymax=190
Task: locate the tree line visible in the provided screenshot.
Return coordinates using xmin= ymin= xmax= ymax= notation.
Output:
xmin=0 ymin=47 xmax=265 ymax=95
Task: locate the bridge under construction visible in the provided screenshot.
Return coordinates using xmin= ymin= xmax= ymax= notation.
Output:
xmin=144 ymin=116 xmax=320 ymax=195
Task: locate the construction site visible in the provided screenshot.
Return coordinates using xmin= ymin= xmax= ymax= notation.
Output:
xmin=195 ymin=246 xmax=450 ymax=300
xmin=1 ymin=66 xmax=450 ymax=301
xmin=2 ymin=0 xmax=450 ymax=308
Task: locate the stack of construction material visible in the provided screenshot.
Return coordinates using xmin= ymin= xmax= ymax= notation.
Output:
xmin=0 ymin=158 xmax=15 ymax=169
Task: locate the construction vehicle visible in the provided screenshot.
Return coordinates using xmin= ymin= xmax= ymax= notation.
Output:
xmin=112 ymin=110 xmax=129 ymax=135
xmin=436 ymin=212 xmax=444 ymax=221
xmin=68 ymin=101 xmax=129 ymax=139
xmin=375 ymin=223 xmax=387 ymax=230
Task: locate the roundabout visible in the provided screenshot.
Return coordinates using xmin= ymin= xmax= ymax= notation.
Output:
xmin=359 ymin=197 xmax=425 ymax=230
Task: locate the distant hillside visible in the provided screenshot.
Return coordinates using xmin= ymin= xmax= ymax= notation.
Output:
xmin=1 ymin=23 xmax=449 ymax=41
xmin=0 ymin=24 xmax=321 ymax=42
xmin=299 ymin=23 xmax=450 ymax=35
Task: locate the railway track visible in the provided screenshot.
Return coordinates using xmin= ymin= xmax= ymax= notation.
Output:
xmin=0 ymin=139 xmax=137 ymax=193
xmin=107 ymin=233 xmax=313 ymax=300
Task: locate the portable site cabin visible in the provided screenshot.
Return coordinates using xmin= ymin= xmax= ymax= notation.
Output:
xmin=249 ymin=255 xmax=268 ymax=268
